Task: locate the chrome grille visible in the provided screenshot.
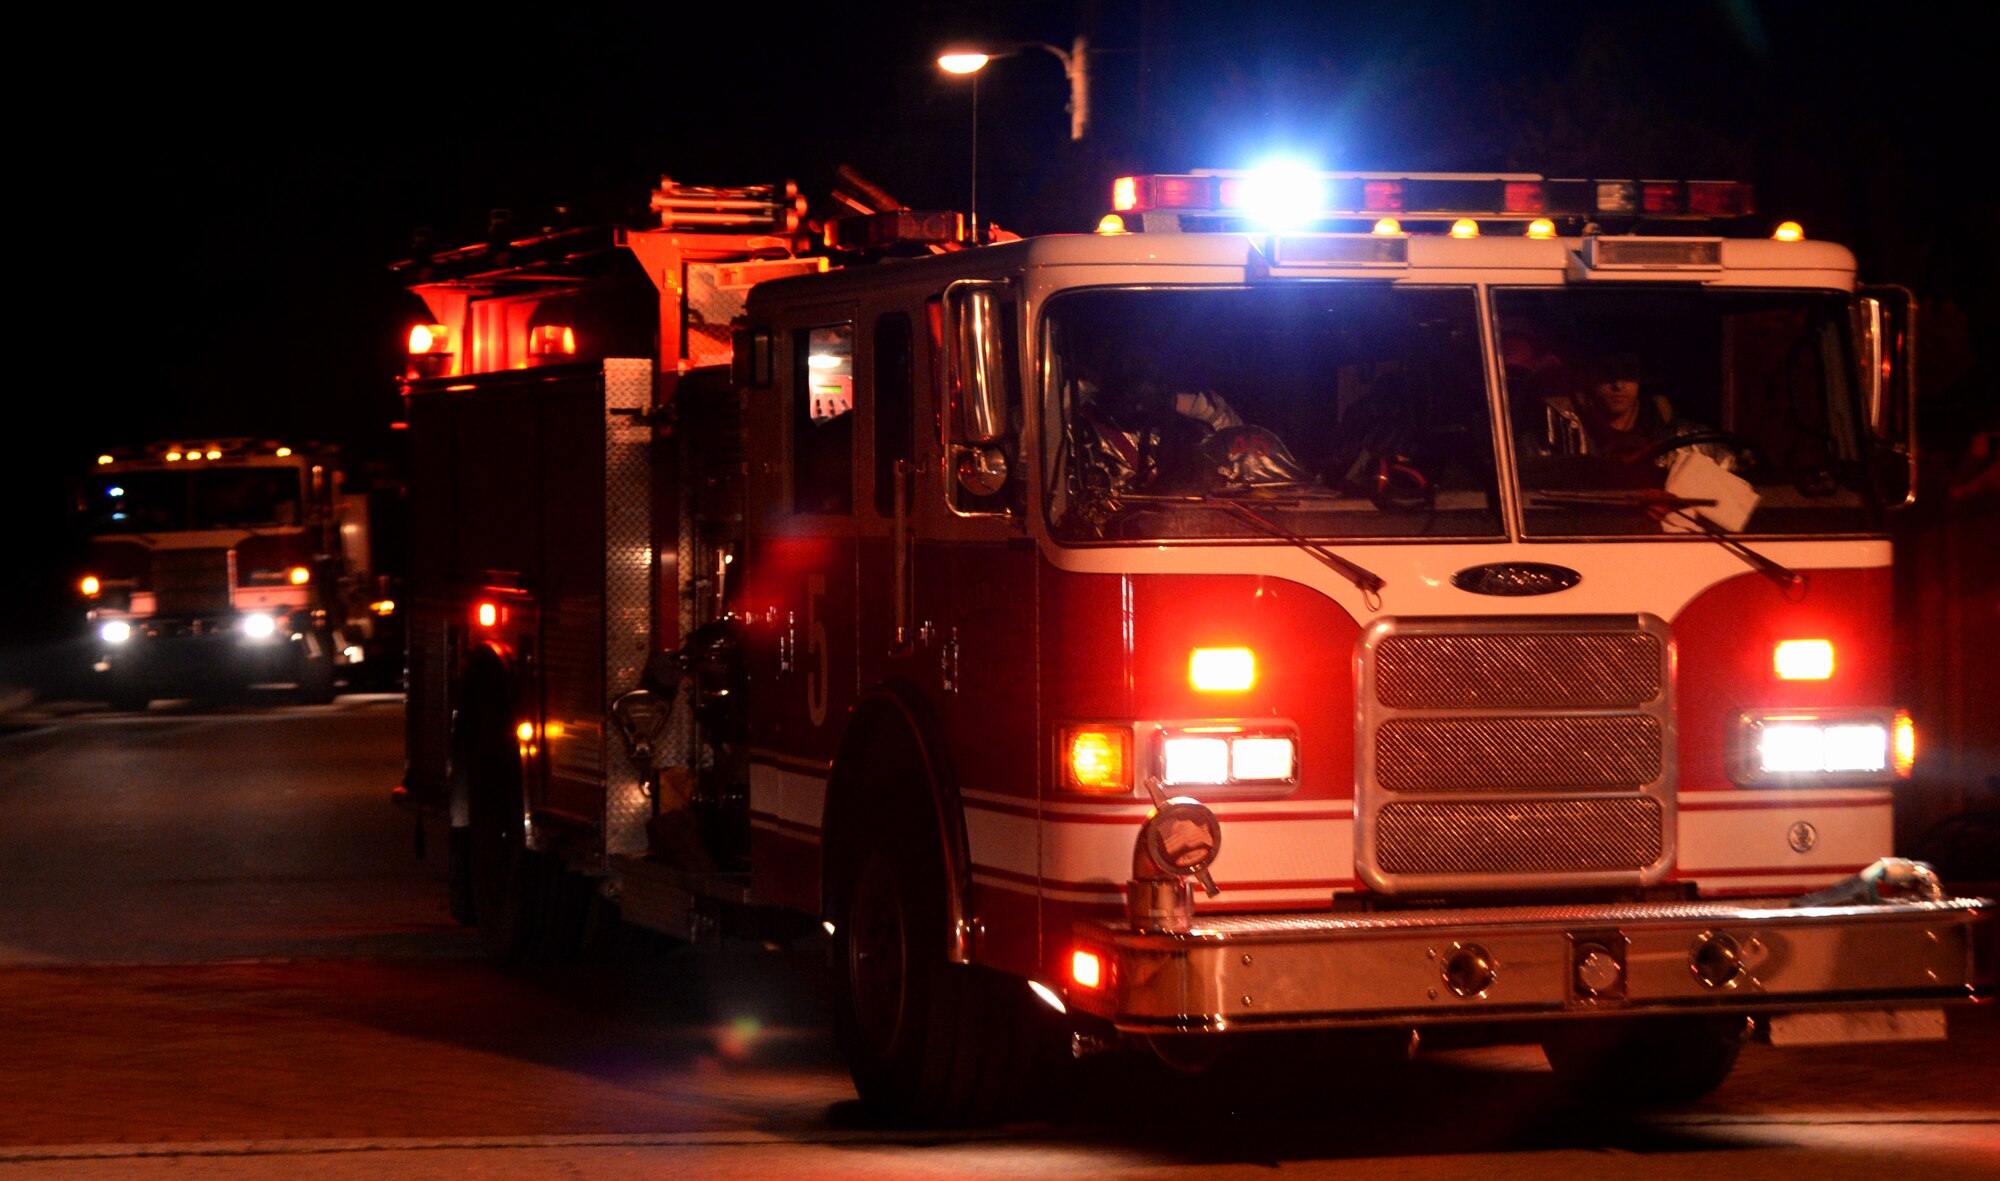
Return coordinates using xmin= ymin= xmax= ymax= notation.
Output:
xmin=1376 ymin=715 xmax=1661 ymax=791
xmin=151 ymin=548 xmax=233 ymax=615
xmin=1357 ymin=615 xmax=1675 ymax=893
xmin=1374 ymin=631 xmax=1660 ymax=709
xmin=1376 ymin=798 xmax=1664 ymax=876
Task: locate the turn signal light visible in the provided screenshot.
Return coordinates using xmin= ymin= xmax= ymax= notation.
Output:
xmin=1774 ymin=639 xmax=1834 ymax=680
xmin=1064 ymin=726 xmax=1130 ymax=793
xmin=80 ymin=575 xmax=101 ymax=596
xmin=288 ymin=566 xmax=311 ymax=586
xmin=1071 ymin=949 xmax=1103 ymax=989
xmin=1893 ymin=711 xmax=1916 ymax=778
xmin=1190 ymin=648 xmax=1255 ymax=692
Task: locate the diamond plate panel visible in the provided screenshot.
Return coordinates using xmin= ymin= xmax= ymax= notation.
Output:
xmin=1376 ymin=715 xmax=1661 ymax=791
xmin=603 ymin=358 xmax=655 ymax=855
xmin=1376 ymin=797 xmax=1664 ymax=876
xmin=1374 ymin=631 xmax=1661 ymax=709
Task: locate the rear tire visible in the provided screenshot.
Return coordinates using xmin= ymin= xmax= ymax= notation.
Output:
xmin=459 ymin=684 xmax=546 ymax=962
xmin=1542 ymin=1014 xmax=1747 ymax=1104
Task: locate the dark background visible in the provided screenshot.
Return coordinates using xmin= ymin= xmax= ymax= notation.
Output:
xmin=10 ymin=0 xmax=1996 ymax=691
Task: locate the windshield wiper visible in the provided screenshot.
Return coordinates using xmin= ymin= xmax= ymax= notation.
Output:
xmin=1533 ymin=490 xmax=1805 ymax=598
xmin=1127 ymin=493 xmax=1387 ymax=608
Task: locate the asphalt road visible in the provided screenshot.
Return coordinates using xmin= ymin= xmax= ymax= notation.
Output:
xmin=1 ymin=698 xmax=1995 ymax=1179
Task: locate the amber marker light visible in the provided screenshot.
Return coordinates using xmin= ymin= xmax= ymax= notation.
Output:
xmin=1190 ymin=647 xmax=1255 ymax=692
xmin=1372 ymin=217 xmax=1402 ymax=235
xmin=1071 ymin=948 xmax=1104 ymax=989
xmin=476 ymin=601 xmax=499 ymax=628
xmin=287 ymin=566 xmax=311 ymax=586
xmin=1774 ymin=639 xmax=1834 ymax=680
xmin=1893 ymin=711 xmax=1916 ymax=778
xmin=80 ymin=575 xmax=100 ymax=596
xmin=1773 ymin=221 xmax=1804 ymax=242
xmin=1065 ymin=726 xmax=1130 ymax=793
xmin=1526 ymin=218 xmax=1557 ymax=239
xmin=1450 ymin=218 xmax=1480 ymax=239
xmin=1095 ymin=214 xmax=1127 ymax=235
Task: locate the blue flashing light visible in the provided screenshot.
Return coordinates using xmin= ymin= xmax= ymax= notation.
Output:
xmin=1228 ymin=160 xmax=1327 ymax=229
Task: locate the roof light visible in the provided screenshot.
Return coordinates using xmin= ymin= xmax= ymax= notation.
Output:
xmin=1095 ymin=213 xmax=1127 ymax=235
xmin=1361 ymin=180 xmax=1404 ymax=212
xmin=1371 ymin=217 xmax=1402 ymax=236
xmin=1526 ymin=218 xmax=1557 ymax=239
xmin=1503 ymin=181 xmax=1547 ymax=213
xmin=1226 ymin=161 xmax=1327 ymax=229
xmin=1642 ymin=182 xmax=1685 ymax=214
xmin=1449 ymin=218 xmax=1480 ymax=239
xmin=408 ymin=324 xmax=451 ymax=354
xmin=528 ymin=325 xmax=575 ymax=356
xmin=1774 ymin=639 xmax=1834 ymax=681
xmin=1190 ymin=647 xmax=1255 ymax=692
xmin=1111 ymin=176 xmax=1139 ymax=212
xmin=1773 ymin=220 xmax=1804 ymax=242
xmin=1595 ymin=181 xmax=1640 ymax=215
xmin=1687 ymin=181 xmax=1754 ymax=217
xmin=937 ymin=53 xmax=989 ymax=74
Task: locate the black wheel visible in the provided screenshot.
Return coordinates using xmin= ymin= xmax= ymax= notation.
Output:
xmin=459 ymin=689 xmax=545 ymax=961
xmin=1542 ymin=1014 xmax=1748 ymax=1104
xmin=832 ymin=820 xmax=1048 ymax=1126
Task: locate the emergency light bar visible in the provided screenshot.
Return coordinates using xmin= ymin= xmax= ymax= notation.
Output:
xmin=651 ymin=178 xmax=806 ymax=233
xmin=1111 ymin=171 xmax=1754 ymax=225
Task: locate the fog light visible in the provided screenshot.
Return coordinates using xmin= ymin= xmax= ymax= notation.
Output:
xmin=1690 ymin=930 xmax=1746 ymax=988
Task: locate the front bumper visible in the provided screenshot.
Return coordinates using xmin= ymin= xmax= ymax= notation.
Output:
xmin=1069 ymin=896 xmax=1993 ymax=1033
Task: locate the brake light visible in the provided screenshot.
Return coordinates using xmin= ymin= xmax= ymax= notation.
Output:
xmin=476 ymin=601 xmax=499 ymax=628
xmin=1071 ymin=949 xmax=1103 ymax=989
xmin=1526 ymin=218 xmax=1557 ymax=240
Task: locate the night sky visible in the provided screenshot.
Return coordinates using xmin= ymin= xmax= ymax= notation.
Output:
xmin=10 ymin=0 xmax=1995 ymax=658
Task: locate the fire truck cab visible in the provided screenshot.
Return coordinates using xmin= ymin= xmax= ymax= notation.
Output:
xmin=78 ymin=439 xmax=396 ymax=709
xmin=394 ymin=171 xmax=1992 ymax=1125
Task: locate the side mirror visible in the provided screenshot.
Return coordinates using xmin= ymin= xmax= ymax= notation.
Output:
xmin=1858 ymin=286 xmax=1918 ymax=509
xmin=949 ymin=284 xmax=1009 ymax=444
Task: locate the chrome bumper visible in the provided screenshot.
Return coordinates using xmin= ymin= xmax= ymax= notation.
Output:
xmin=1070 ymin=896 xmax=1993 ymax=1034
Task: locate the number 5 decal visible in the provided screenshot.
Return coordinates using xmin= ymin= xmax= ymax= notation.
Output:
xmin=806 ymin=572 xmax=829 ymax=727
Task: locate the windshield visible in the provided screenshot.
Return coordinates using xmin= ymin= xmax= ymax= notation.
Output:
xmin=82 ymin=467 xmax=306 ymax=534
xmin=1497 ymin=288 xmax=1876 ymax=537
xmin=1044 ymin=286 xmax=1501 ymax=541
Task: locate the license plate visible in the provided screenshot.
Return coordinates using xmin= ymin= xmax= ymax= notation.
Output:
xmin=1766 ymin=1008 xmax=1946 ymax=1046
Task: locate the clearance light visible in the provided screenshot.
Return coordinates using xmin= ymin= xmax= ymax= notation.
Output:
xmin=287 ymin=566 xmax=311 ymax=586
xmin=1071 ymin=949 xmax=1103 ymax=989
xmin=1112 ymin=176 xmax=1139 ymax=212
xmin=528 ymin=324 xmax=576 ymax=356
xmin=1774 ymin=639 xmax=1834 ymax=680
xmin=166 ymin=452 xmax=183 ymax=462
xmin=1065 ymin=726 xmax=1131 ymax=793
xmin=409 ymin=323 xmax=451 ymax=354
xmin=1372 ymin=217 xmax=1402 ymax=236
xmin=370 ymin=599 xmax=396 ymax=616
xmin=206 ymin=450 xmax=221 ymax=460
xmin=1893 ymin=711 xmax=1916 ymax=778
xmin=80 ymin=576 xmax=101 ymax=597
xmin=1189 ymin=647 xmax=1254 ymax=692
xmin=476 ymin=601 xmax=499 ymax=628
xmin=1773 ymin=221 xmax=1804 ymax=242
xmin=96 ymin=454 xmax=113 ymax=465
xmin=1095 ymin=214 xmax=1127 ymax=235
xmin=1526 ymin=218 xmax=1557 ymax=239
xmin=1450 ymin=218 xmax=1480 ymax=239
xmin=101 ymin=620 xmax=131 ymax=644
xmin=275 ymin=447 xmax=293 ymax=458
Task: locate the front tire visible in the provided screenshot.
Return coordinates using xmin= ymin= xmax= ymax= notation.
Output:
xmin=1542 ymin=1014 xmax=1748 ymax=1104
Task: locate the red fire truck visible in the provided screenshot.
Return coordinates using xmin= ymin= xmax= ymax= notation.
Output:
xmin=78 ymin=439 xmax=398 ymax=709
xmin=392 ymin=171 xmax=1992 ymax=1124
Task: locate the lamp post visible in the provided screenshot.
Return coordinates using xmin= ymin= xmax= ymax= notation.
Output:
xmin=937 ymin=36 xmax=1090 ymax=241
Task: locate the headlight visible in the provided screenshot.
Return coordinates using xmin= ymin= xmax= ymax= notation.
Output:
xmin=100 ymin=620 xmax=131 ymax=644
xmin=242 ymin=613 xmax=278 ymax=639
xmin=1159 ymin=726 xmax=1297 ymax=787
xmin=1736 ymin=710 xmax=1902 ymax=783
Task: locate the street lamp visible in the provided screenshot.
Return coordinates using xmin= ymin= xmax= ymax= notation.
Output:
xmin=936 ymin=36 xmax=1091 ymax=241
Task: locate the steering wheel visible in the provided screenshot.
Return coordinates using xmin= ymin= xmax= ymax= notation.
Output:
xmin=1637 ymin=429 xmax=1763 ymax=471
